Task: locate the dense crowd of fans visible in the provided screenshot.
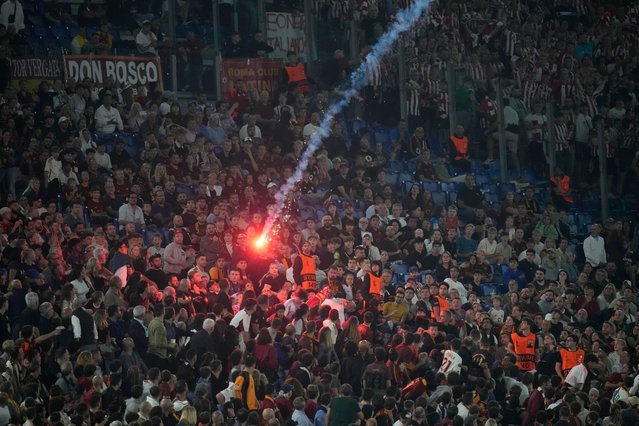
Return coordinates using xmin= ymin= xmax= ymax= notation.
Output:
xmin=0 ymin=0 xmax=639 ymax=426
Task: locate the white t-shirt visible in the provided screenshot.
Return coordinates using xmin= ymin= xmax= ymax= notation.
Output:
xmin=136 ymin=30 xmax=157 ymax=54
xmin=438 ymin=350 xmax=462 ymax=376
xmin=230 ymin=309 xmax=252 ymax=332
xmin=612 ymin=385 xmax=630 ymax=404
xmin=444 ymin=278 xmax=468 ymax=302
xmin=477 ymin=238 xmax=497 ymax=256
xmin=565 ymin=364 xmax=588 ymax=389
xmin=322 ymin=297 xmax=347 ymax=325
xmin=303 ymin=123 xmax=321 ymax=138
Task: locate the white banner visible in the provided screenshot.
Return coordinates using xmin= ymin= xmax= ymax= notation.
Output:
xmin=64 ymin=55 xmax=163 ymax=89
xmin=266 ymin=12 xmax=307 ymax=59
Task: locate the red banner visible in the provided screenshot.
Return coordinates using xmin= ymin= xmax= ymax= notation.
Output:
xmin=63 ymin=55 xmax=163 ymax=89
xmin=221 ymin=58 xmax=283 ymax=98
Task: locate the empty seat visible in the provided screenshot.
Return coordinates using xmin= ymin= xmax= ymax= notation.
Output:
xmin=440 ymin=182 xmax=456 ymax=193
xmin=422 ymin=181 xmax=440 ymax=193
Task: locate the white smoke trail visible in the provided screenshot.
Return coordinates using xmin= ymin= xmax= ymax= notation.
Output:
xmin=261 ymin=0 xmax=431 ymax=240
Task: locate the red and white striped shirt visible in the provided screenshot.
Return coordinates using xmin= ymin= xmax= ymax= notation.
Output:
xmin=478 ymin=96 xmax=497 ymax=130
xmin=554 ymin=121 xmax=573 ymax=151
xmin=559 ymin=83 xmax=576 ymax=107
xmin=467 ymin=63 xmax=486 ymax=82
xmin=503 ymin=30 xmax=518 ymax=56
xmin=437 ymin=91 xmax=449 ymax=119
xmin=407 ymin=79 xmax=422 ymax=116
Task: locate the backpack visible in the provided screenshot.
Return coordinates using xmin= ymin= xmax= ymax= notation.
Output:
xmin=239 ymin=371 xmax=251 ymax=408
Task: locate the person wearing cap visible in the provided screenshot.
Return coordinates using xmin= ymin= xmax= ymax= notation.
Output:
xmin=56 ymin=115 xmax=72 ymax=141
xmin=136 ymin=20 xmax=157 ymax=55
xmin=361 ymin=232 xmax=381 ymax=262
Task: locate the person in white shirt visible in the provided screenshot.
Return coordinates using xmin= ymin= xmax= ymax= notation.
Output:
xmin=118 ymin=192 xmax=145 ymax=231
xmin=44 ymin=146 xmax=62 ymax=184
xmin=583 ymin=223 xmax=607 ymax=267
xmin=444 ymin=267 xmax=468 ymax=303
xmin=230 ymin=298 xmax=257 ymax=351
xmin=302 ymin=112 xmax=321 ymax=138
xmin=438 ymin=338 xmax=463 ymax=377
xmin=238 ymin=115 xmax=262 ymax=141
xmin=136 ymin=21 xmax=157 ymax=55
xmin=564 ymin=363 xmax=588 ymax=390
xmin=477 ymin=227 xmax=498 ymax=263
xmin=58 ymin=162 xmax=78 ymax=186
xmin=0 ymin=0 xmax=25 ymax=34
xmin=94 ymin=141 xmax=113 ymax=170
xmin=94 ymin=93 xmax=124 ymax=134
xmin=284 ymin=290 xmax=304 ymax=320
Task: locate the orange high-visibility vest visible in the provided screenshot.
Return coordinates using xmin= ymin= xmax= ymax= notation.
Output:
xmin=368 ymin=272 xmax=382 ymax=296
xmin=299 ymin=253 xmax=316 ymax=291
xmin=436 ymin=295 xmax=449 ymax=315
xmin=511 ymin=332 xmax=537 ymax=371
xmin=550 ymin=175 xmax=574 ymax=203
xmin=560 ymin=348 xmax=584 ymax=376
xmin=450 ymin=135 xmax=469 ymax=160
xmin=285 ymin=63 xmax=310 ymax=93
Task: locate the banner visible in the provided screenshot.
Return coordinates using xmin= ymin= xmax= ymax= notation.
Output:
xmin=221 ymin=58 xmax=283 ymax=98
xmin=266 ymin=12 xmax=307 ymax=59
xmin=11 ymin=57 xmax=62 ymax=80
xmin=63 ymin=55 xmax=163 ymax=89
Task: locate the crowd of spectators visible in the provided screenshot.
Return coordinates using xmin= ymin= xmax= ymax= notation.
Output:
xmin=0 ymin=0 xmax=639 ymax=426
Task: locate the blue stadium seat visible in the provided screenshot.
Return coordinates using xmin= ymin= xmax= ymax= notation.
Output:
xmin=393 ymin=262 xmax=409 ymax=275
xmin=475 ymin=174 xmax=490 ymax=186
xmin=422 ymin=181 xmax=440 ymax=193
xmin=388 ymin=161 xmax=403 ymax=174
xmin=498 ymin=182 xmax=516 ymax=197
xmin=392 ymin=273 xmax=405 ymax=285
xmin=485 ymin=192 xmax=499 ymax=206
xmin=402 ymin=181 xmax=416 ymax=195
xmin=480 ymin=283 xmax=499 ymax=297
xmin=448 ymin=192 xmax=457 ymax=204
xmin=440 ymin=182 xmax=456 ymax=193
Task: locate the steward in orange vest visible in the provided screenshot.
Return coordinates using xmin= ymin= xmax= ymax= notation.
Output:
xmin=556 ymin=336 xmax=585 ymax=379
xmin=293 ymin=241 xmax=317 ymax=291
xmin=363 ymin=260 xmax=384 ymax=302
xmin=282 ymin=51 xmax=312 ymax=94
xmin=448 ymin=124 xmax=471 ymax=172
xmin=550 ymin=167 xmax=574 ymax=209
xmin=511 ymin=318 xmax=538 ymax=372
